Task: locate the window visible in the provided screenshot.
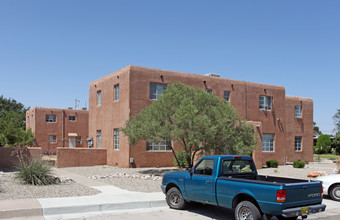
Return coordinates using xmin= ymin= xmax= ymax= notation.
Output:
xmin=146 ymin=140 xmax=171 ymax=151
xmin=114 ymin=84 xmax=119 ymax=101
xmin=295 ymin=106 xmax=302 ymax=118
xmin=224 ymin=91 xmax=230 ymax=102
xmin=49 ymin=135 xmax=57 ymax=144
xmin=194 ymin=159 xmax=214 ymax=176
xmin=97 ymin=130 xmax=102 ymax=148
xmin=68 ymin=116 xmax=76 ymax=121
xmin=262 ymin=134 xmax=274 ymax=152
xmin=259 ymin=96 xmax=272 ymax=110
xmin=222 ymin=159 xmax=254 ymax=175
xmin=77 ymin=136 xmax=82 ymax=144
xmin=206 ymin=89 xmax=212 ymax=94
xmin=295 ymin=136 xmax=302 ymax=151
xmin=97 ymin=90 xmax=102 ymax=106
xmin=46 ymin=114 xmax=56 ymax=122
xmin=114 ymin=129 xmax=119 ymax=150
xmin=150 ymin=83 xmax=167 ymax=100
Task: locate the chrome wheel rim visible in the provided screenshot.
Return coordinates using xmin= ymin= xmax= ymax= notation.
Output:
xmin=238 ymin=206 xmax=253 ymax=220
xmin=169 ymin=192 xmax=180 ymax=206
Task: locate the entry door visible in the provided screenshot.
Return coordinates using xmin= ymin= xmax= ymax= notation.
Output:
xmin=69 ymin=137 xmax=76 ymax=148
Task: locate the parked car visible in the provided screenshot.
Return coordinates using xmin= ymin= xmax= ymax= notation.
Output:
xmin=162 ymin=155 xmax=326 ymax=220
xmin=317 ymin=174 xmax=340 ymax=201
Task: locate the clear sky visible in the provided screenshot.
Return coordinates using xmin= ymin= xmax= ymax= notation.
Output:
xmin=0 ymin=1 xmax=339 ymax=134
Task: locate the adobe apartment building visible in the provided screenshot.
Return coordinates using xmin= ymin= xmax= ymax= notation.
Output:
xmin=26 ymin=108 xmax=89 ymax=153
xmin=89 ymin=65 xmax=313 ymax=168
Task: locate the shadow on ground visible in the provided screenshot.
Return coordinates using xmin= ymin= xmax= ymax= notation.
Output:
xmin=138 ymin=168 xmax=180 ymax=176
xmin=0 ymin=167 xmax=16 ymax=172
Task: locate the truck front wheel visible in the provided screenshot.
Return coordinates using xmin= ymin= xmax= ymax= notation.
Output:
xmin=235 ymin=201 xmax=261 ymax=220
xmin=166 ymin=187 xmax=187 ymax=210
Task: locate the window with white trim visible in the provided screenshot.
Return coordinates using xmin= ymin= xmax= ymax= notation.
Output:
xmin=146 ymin=140 xmax=171 ymax=151
xmin=224 ymin=91 xmax=230 ymax=102
xmin=46 ymin=115 xmax=56 ymax=123
xmin=97 ymin=90 xmax=102 ymax=106
xmin=295 ymin=106 xmax=302 ymax=118
xmin=114 ymin=84 xmax=119 ymax=101
xmin=262 ymin=134 xmax=274 ymax=152
xmin=114 ymin=129 xmax=119 ymax=150
xmin=150 ymin=83 xmax=167 ymax=100
xmin=259 ymin=96 xmax=272 ymax=110
xmin=97 ymin=130 xmax=102 ymax=148
xmin=295 ymin=136 xmax=302 ymax=151
xmin=49 ymin=135 xmax=57 ymax=144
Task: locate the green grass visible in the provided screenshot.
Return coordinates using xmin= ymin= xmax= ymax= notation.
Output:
xmin=313 ymin=154 xmax=340 ymax=161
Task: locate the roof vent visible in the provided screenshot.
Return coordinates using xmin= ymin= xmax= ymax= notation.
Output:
xmin=204 ymin=73 xmax=220 ymax=77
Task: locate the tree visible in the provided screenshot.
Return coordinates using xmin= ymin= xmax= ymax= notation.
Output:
xmin=122 ymin=82 xmax=258 ymax=168
xmin=313 ymin=122 xmax=322 ymax=137
xmin=0 ymin=96 xmax=33 ymax=146
xmin=315 ymin=134 xmax=332 ymax=154
xmin=333 ymin=109 xmax=340 ymax=134
xmin=332 ymin=132 xmax=340 ymax=155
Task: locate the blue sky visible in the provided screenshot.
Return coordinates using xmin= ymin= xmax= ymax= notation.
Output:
xmin=0 ymin=1 xmax=339 ymax=134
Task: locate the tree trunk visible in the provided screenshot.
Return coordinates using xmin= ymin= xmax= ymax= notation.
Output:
xmin=171 ymin=141 xmax=183 ymax=170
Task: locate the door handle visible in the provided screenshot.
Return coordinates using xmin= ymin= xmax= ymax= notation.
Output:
xmin=206 ymin=180 xmax=211 ymax=184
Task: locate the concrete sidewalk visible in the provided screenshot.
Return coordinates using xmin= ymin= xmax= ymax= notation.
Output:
xmin=0 ymin=168 xmax=167 ymax=220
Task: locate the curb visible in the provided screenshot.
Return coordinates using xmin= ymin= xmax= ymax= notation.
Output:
xmin=0 ymin=199 xmax=43 ymax=219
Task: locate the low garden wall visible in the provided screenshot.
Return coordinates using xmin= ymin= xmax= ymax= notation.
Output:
xmin=0 ymin=147 xmax=42 ymax=167
xmin=56 ymin=148 xmax=107 ymax=168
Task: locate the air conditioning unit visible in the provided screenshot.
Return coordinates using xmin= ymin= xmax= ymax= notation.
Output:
xmin=204 ymin=73 xmax=220 ymax=77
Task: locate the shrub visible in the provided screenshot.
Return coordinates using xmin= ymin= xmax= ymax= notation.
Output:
xmin=15 ymin=159 xmax=57 ymax=185
xmin=173 ymin=150 xmax=189 ymax=168
xmin=293 ymin=161 xmax=305 ymax=168
xmin=266 ymin=160 xmax=278 ymax=168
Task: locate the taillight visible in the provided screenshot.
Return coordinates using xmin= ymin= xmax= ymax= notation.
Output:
xmin=277 ymin=189 xmax=286 ymax=203
xmin=321 ymin=187 xmax=323 ymax=198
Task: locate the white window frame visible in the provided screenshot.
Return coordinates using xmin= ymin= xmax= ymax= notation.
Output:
xmin=46 ymin=114 xmax=56 ymax=123
xmin=97 ymin=130 xmax=102 ymax=148
xmin=49 ymin=135 xmax=57 ymax=144
xmin=150 ymin=83 xmax=167 ymax=100
xmin=97 ymin=90 xmax=102 ymax=106
xmin=224 ymin=91 xmax=230 ymax=102
xmin=295 ymin=106 xmax=302 ymax=118
xmin=259 ymin=96 xmax=273 ymax=110
xmin=114 ymin=84 xmax=119 ymax=101
xmin=262 ymin=134 xmax=274 ymax=152
xmin=146 ymin=140 xmax=171 ymax=151
xmin=295 ymin=136 xmax=302 ymax=151
xmin=114 ymin=129 xmax=119 ymax=150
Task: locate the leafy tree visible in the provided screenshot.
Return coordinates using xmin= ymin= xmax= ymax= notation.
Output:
xmin=0 ymin=96 xmax=33 ymax=146
xmin=333 ymin=109 xmax=340 ymax=134
xmin=332 ymin=132 xmax=340 ymax=155
xmin=313 ymin=122 xmax=322 ymax=137
xmin=315 ymin=134 xmax=332 ymax=154
xmin=122 ymin=82 xmax=258 ymax=168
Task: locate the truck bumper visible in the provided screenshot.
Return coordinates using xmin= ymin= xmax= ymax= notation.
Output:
xmin=282 ymin=204 xmax=326 ymax=218
xmin=161 ymin=184 xmax=166 ymax=194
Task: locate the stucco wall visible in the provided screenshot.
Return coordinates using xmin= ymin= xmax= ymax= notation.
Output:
xmin=56 ymin=148 xmax=107 ymax=168
xmin=0 ymin=147 xmax=42 ymax=167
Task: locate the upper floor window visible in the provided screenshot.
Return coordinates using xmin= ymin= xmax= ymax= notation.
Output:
xmin=49 ymin=135 xmax=57 ymax=144
xmin=150 ymin=83 xmax=167 ymax=100
xmin=295 ymin=136 xmax=302 ymax=151
xmin=259 ymin=96 xmax=272 ymax=110
xmin=97 ymin=130 xmax=102 ymax=148
xmin=295 ymin=106 xmax=302 ymax=118
xmin=224 ymin=91 xmax=230 ymax=102
xmin=68 ymin=116 xmax=76 ymax=121
xmin=206 ymin=89 xmax=212 ymax=94
xmin=97 ymin=90 xmax=102 ymax=106
xmin=46 ymin=114 xmax=56 ymax=123
xmin=114 ymin=84 xmax=119 ymax=101
xmin=114 ymin=129 xmax=119 ymax=150
xmin=262 ymin=134 xmax=274 ymax=152
xmin=146 ymin=140 xmax=171 ymax=151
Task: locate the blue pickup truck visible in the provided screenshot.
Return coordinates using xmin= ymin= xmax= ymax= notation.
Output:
xmin=161 ymin=155 xmax=326 ymax=220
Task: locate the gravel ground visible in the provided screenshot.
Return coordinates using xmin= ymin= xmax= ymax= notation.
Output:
xmin=62 ymin=166 xmax=181 ymax=192
xmin=0 ymin=168 xmax=100 ymax=200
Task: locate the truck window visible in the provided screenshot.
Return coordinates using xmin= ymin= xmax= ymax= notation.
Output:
xmin=222 ymin=159 xmax=254 ymax=176
xmin=194 ymin=159 xmax=214 ymax=176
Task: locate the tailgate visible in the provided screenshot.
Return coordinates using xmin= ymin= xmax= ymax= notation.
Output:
xmin=285 ymin=181 xmax=322 ymax=205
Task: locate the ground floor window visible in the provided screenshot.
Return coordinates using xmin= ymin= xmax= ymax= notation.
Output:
xmin=295 ymin=136 xmax=302 ymax=151
xmin=146 ymin=140 xmax=171 ymax=151
xmin=114 ymin=129 xmax=119 ymax=150
xmin=262 ymin=134 xmax=274 ymax=152
xmin=97 ymin=130 xmax=102 ymax=148
xmin=49 ymin=135 xmax=57 ymax=144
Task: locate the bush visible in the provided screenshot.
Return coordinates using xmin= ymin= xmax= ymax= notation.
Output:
xmin=15 ymin=160 xmax=57 ymax=185
xmin=266 ymin=160 xmax=278 ymax=168
xmin=293 ymin=161 xmax=305 ymax=168
xmin=173 ymin=150 xmax=189 ymax=168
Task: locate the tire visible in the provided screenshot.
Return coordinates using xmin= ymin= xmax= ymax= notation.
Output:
xmin=166 ymin=187 xmax=187 ymax=210
xmin=329 ymin=184 xmax=340 ymax=201
xmin=235 ymin=201 xmax=261 ymax=220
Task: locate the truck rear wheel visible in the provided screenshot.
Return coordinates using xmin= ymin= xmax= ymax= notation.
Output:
xmin=166 ymin=187 xmax=187 ymax=210
xmin=235 ymin=201 xmax=261 ymax=220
